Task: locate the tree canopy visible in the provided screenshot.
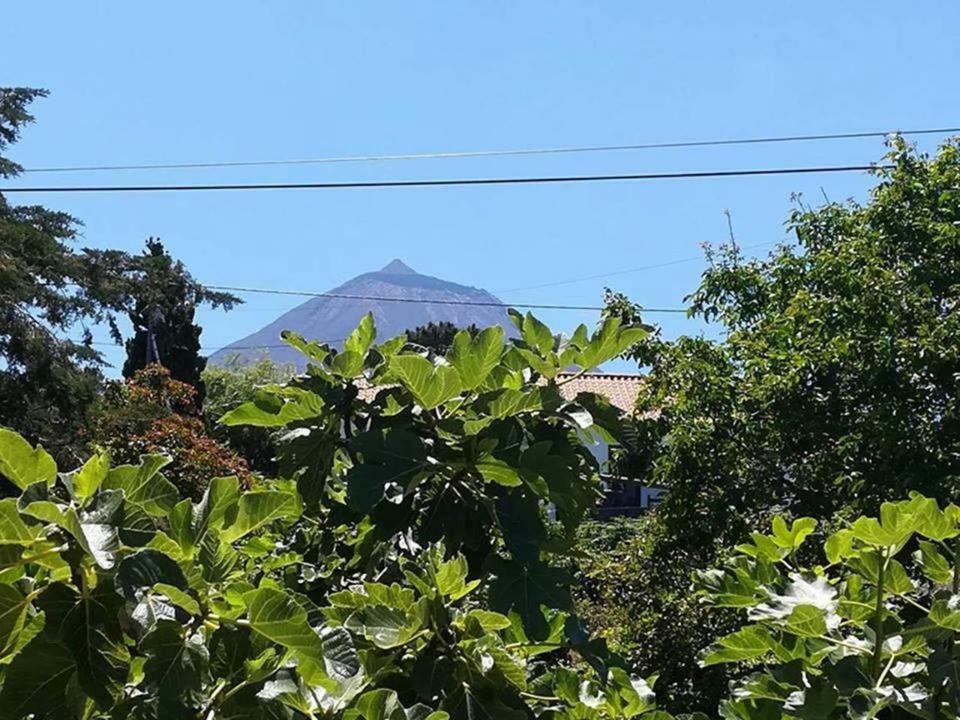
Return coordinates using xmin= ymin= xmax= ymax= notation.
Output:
xmin=404 ymin=321 xmax=480 ymax=353
xmin=592 ymin=137 xmax=960 ymax=711
xmin=121 ymin=238 xmax=238 ymax=393
xmin=0 ymin=88 xmax=237 ymax=459
xmin=0 ymin=86 xmax=122 ymax=461
xmin=613 ymin=137 xmax=960 ymax=549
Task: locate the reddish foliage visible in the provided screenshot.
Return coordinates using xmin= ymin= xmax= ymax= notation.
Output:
xmin=92 ymin=364 xmax=252 ymax=498
xmin=124 ymin=363 xmax=198 ymax=414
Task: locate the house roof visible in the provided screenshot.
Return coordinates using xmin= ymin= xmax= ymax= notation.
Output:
xmin=356 ymin=372 xmax=643 ymax=413
xmin=553 ymin=372 xmax=643 ymax=412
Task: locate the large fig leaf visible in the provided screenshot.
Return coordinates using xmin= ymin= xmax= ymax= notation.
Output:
xmin=222 ymin=487 xmax=301 ymax=543
xmin=243 ymin=588 xmax=328 ymax=685
xmin=0 ymin=637 xmax=75 ymax=719
xmin=103 ymin=455 xmax=178 ymax=517
xmin=450 ymin=327 xmax=504 ymax=390
xmin=0 ymin=428 xmax=56 ymax=491
xmin=390 ymin=355 xmax=463 ymax=410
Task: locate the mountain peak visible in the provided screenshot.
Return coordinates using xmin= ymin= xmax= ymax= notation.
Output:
xmin=210 ymin=260 xmax=517 ymax=369
xmin=380 ymin=259 xmax=417 ymax=275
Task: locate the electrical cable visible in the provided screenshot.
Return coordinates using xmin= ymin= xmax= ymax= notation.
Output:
xmin=0 ymin=163 xmax=892 ymax=194
xmin=20 ymin=126 xmax=959 ymax=174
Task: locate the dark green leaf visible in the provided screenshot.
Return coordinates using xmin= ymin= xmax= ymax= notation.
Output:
xmin=38 ymin=581 xmax=129 ymax=708
xmin=0 ymin=637 xmax=75 ymax=720
xmin=488 ymin=558 xmax=570 ymax=641
xmin=116 ymin=549 xmax=188 ymax=600
xmin=142 ymin=620 xmax=208 ymax=710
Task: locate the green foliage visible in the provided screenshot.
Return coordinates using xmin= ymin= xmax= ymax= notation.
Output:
xmin=0 ymin=89 xmax=236 ymax=461
xmin=615 ymin=138 xmax=960 ymax=545
xmin=404 ymin=321 xmax=481 ymax=354
xmin=0 ymin=311 xmax=670 ymax=719
xmin=597 ymin=138 xmax=960 ymax=715
xmin=90 ymin=364 xmax=253 ymax=499
xmin=0 ymin=87 xmax=120 ymax=461
xmin=0 ymin=88 xmax=48 ymax=177
xmin=202 ymin=356 xmax=297 ymax=473
xmin=572 ymin=516 xmax=738 ymax=714
xmin=204 ymin=357 xmax=298 ymax=419
xmin=700 ymin=494 xmax=960 ymax=719
xmin=0 ymin=427 xmax=57 ymax=491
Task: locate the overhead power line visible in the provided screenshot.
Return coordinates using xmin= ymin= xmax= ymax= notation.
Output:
xmin=20 ymin=126 xmax=960 ymax=174
xmin=83 ymin=285 xmax=688 ymax=357
xmin=202 ymin=283 xmax=688 ymax=314
xmin=500 ymin=240 xmax=780 ymax=293
xmin=0 ymin=163 xmax=893 ymax=194
xmin=90 ymin=340 xmax=343 ymax=352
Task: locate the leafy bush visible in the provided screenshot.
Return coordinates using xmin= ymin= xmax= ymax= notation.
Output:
xmin=202 ymin=356 xmax=297 ymax=473
xmin=0 ymin=312 xmax=689 ymax=719
xmin=574 ymin=515 xmax=737 ymax=714
xmin=203 ymin=357 xmax=297 ymax=420
xmin=91 ymin=364 xmax=253 ymax=498
xmin=591 ymin=140 xmax=960 ymax=717
xmin=700 ymin=493 xmax=960 ymax=718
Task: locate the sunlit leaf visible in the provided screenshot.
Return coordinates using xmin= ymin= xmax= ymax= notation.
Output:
xmin=0 ymin=499 xmax=42 ymax=545
xmin=450 ymin=326 xmax=504 ymax=390
xmin=103 ymin=454 xmax=177 ymax=516
xmin=521 ymin=313 xmax=554 ymax=355
xmin=222 ymin=488 xmax=302 ymax=542
xmin=770 ymin=516 xmax=817 ymax=550
xmin=220 ymin=387 xmax=324 ymax=427
xmin=702 ymin=625 xmax=776 ymax=666
xmin=475 ymin=456 xmax=522 ymax=487
xmin=344 ymin=312 xmax=376 ymax=357
xmin=243 ymin=588 xmax=328 ymax=685
xmin=390 ymin=355 xmax=463 ymax=410
xmin=784 ymin=605 xmax=827 ymax=637
xmin=915 ymin=541 xmax=953 ymax=585
xmin=0 ymin=428 xmax=56 ymax=491
xmin=70 ymin=449 xmax=110 ymax=503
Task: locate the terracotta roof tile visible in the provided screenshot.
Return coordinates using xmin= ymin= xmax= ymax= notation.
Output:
xmin=355 ymin=372 xmax=642 ymax=413
xmin=553 ymin=372 xmax=642 ymax=412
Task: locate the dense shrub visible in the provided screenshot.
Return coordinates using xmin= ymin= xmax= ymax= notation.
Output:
xmin=574 ymin=515 xmax=738 ymax=714
xmin=594 ymin=138 xmax=960 ymax=715
xmin=202 ymin=356 xmax=296 ymax=474
xmin=606 ymin=138 xmax=960 ymax=554
xmin=91 ymin=363 xmax=252 ymax=498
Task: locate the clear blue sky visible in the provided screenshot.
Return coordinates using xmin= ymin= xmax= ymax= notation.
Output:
xmin=4 ymin=2 xmax=959 ymax=369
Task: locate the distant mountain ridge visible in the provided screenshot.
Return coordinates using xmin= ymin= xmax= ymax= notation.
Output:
xmin=209 ymin=260 xmax=516 ymax=369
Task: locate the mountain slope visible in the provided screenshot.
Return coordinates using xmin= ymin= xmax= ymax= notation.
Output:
xmin=209 ymin=260 xmax=516 ymax=369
